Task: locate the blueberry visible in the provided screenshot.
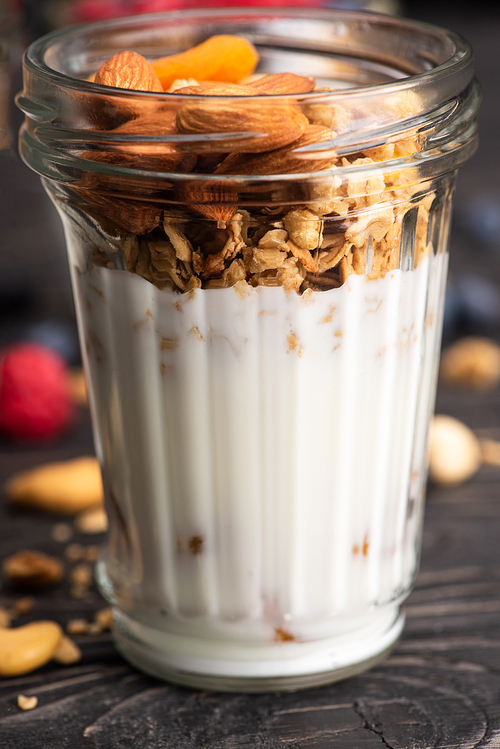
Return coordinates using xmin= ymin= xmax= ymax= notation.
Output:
xmin=455 ymin=274 xmax=500 ymax=333
xmin=23 ymin=319 xmax=81 ymax=366
xmin=442 ymin=283 xmax=463 ymax=334
xmin=455 ymin=191 xmax=500 ymax=247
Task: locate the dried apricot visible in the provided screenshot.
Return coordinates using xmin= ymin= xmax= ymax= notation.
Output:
xmin=151 ymin=35 xmax=258 ymax=90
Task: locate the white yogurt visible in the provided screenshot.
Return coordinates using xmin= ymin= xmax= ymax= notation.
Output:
xmin=70 ymin=250 xmax=447 ymax=681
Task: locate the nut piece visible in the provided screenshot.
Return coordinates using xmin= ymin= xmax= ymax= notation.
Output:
xmin=248 ymin=73 xmax=315 ymax=94
xmin=75 ymin=506 xmax=108 ymax=534
xmin=176 ymin=100 xmax=308 ymax=153
xmin=480 ymin=438 xmax=500 ymax=466
xmin=440 ymin=337 xmax=500 ymax=391
xmin=5 ymin=457 xmax=104 ymax=515
xmin=52 ymin=635 xmax=82 ymax=665
xmin=2 ymin=550 xmax=64 ymax=588
xmin=428 ymin=414 xmax=481 ymax=486
xmin=0 ymin=621 xmax=63 ymax=676
xmin=17 ymin=695 xmax=38 ymax=711
xmin=51 ymin=522 xmax=73 ymax=543
xmin=95 ymin=607 xmax=113 ymax=631
xmin=66 ymin=618 xmax=89 ymax=636
xmin=94 ymin=50 xmax=163 ymax=92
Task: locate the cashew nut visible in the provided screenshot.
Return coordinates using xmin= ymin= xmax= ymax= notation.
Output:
xmin=5 ymin=457 xmax=103 ymax=515
xmin=0 ymin=621 xmax=62 ymax=677
xmin=428 ymin=415 xmax=481 ymax=486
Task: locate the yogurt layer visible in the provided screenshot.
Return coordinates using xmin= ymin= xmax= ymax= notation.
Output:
xmin=72 ymin=247 xmax=446 ymax=654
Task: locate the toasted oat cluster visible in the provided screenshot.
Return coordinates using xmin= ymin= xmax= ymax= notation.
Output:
xmin=82 ymin=37 xmax=435 ymax=293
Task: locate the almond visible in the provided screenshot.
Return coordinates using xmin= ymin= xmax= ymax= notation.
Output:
xmin=174 ymin=82 xmax=260 ymax=96
xmin=177 ymin=178 xmax=238 ymax=224
xmin=248 ymin=73 xmax=315 ymax=95
xmin=94 ymin=51 xmax=163 ymax=93
xmin=80 ymin=190 xmax=162 ymax=235
xmin=216 ymin=124 xmax=334 ymax=175
xmin=87 ymin=113 xmax=195 ymax=173
xmin=176 ymin=101 xmax=308 ymax=153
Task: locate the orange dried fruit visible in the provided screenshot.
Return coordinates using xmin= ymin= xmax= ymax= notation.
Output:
xmin=151 ymin=35 xmax=258 ymax=90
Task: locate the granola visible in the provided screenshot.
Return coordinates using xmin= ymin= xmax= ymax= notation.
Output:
xmin=73 ymin=42 xmax=436 ymax=294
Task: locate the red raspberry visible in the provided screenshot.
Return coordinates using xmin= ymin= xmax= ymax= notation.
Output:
xmin=0 ymin=343 xmax=76 ymax=442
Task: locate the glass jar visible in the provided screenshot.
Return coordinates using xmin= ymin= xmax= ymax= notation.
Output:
xmin=17 ymin=8 xmax=479 ymax=691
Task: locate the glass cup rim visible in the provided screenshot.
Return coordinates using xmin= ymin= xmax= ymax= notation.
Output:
xmin=23 ymin=6 xmax=473 ymax=101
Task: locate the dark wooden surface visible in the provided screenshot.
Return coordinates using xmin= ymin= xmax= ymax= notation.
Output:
xmin=2 ymin=3 xmax=500 ymax=747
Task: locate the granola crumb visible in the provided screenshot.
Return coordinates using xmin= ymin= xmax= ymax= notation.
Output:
xmin=287 ymin=332 xmax=303 ymax=356
xmin=51 ymin=522 xmax=73 ymax=543
xmin=188 ymin=536 xmax=204 ymax=555
xmin=65 ymin=543 xmax=85 ymax=562
xmin=13 ymin=597 xmax=35 ymax=616
xmin=66 ymin=618 xmax=89 ymax=636
xmin=160 ymin=337 xmax=179 ymax=351
xmin=70 ymin=563 xmax=93 ymax=589
xmin=190 ymin=327 xmax=204 ymax=341
xmin=275 ymin=627 xmax=295 ymax=642
xmin=84 ymin=545 xmax=100 ymax=563
xmin=17 ymin=695 xmax=38 ymax=711
xmin=159 ymin=362 xmax=165 ymax=376
xmin=2 ymin=550 xmax=64 ymax=589
xmin=94 ymin=607 xmax=113 ymax=631
xmin=87 ymin=621 xmax=104 ymax=635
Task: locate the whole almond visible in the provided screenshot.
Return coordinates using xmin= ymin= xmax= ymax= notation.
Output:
xmin=248 ymin=73 xmax=315 ymax=95
xmin=176 ymin=101 xmax=308 ymax=153
xmin=94 ymin=51 xmax=163 ymax=93
xmin=177 ymin=178 xmax=238 ymax=224
xmin=85 ymin=113 xmax=195 ymax=174
xmin=216 ymin=125 xmax=334 ymax=175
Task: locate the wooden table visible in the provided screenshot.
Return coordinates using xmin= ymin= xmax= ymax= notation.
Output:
xmin=2 ymin=3 xmax=500 ymax=747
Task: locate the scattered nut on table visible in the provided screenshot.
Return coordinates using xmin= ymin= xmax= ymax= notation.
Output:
xmin=4 ymin=456 xmax=103 ymax=515
xmin=2 ymin=550 xmax=64 ymax=589
xmin=75 ymin=506 xmax=108 ymax=534
xmin=17 ymin=694 xmax=38 ymax=710
xmin=439 ymin=336 xmax=500 ymax=390
xmin=0 ymin=620 xmax=63 ymax=677
xmin=51 ymin=522 xmax=73 ymax=543
xmin=479 ymin=438 xmax=500 ymax=466
xmin=428 ymin=414 xmax=482 ymax=486
xmin=52 ymin=635 xmax=82 ymax=665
